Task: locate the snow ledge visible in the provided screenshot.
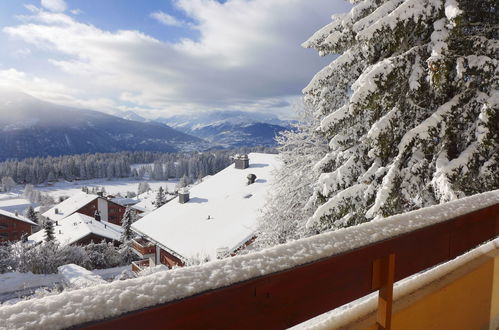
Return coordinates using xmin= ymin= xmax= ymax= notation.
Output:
xmin=0 ymin=190 xmax=498 ymax=330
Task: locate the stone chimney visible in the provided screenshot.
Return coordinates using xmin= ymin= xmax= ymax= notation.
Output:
xmin=234 ymin=154 xmax=249 ymax=169
xmin=179 ymin=188 xmax=190 ymax=204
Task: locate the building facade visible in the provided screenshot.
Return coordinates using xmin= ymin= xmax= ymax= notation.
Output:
xmin=0 ymin=211 xmax=36 ymax=243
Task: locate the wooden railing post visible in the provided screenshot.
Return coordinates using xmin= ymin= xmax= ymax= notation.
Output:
xmin=372 ymin=253 xmax=396 ymax=330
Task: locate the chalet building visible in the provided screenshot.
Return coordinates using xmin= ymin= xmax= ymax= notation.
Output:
xmin=28 ymin=213 xmax=122 ymax=246
xmin=0 ymin=209 xmax=37 ymax=243
xmin=42 ymin=192 xmax=130 ymax=226
xmin=131 ymin=153 xmax=282 ymax=272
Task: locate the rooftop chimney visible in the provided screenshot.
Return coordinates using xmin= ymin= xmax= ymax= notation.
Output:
xmin=247 ymin=174 xmax=257 ymax=185
xmin=179 ymin=188 xmax=190 ymax=204
xmin=54 ymin=208 xmax=59 ymax=214
xmin=234 ymin=154 xmax=249 ymax=169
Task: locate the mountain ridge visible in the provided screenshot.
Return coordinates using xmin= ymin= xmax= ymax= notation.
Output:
xmin=0 ymin=90 xmax=205 ymax=161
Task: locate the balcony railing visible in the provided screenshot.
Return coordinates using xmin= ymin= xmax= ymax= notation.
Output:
xmin=131 ymin=238 xmax=155 ymax=256
xmin=0 ymin=190 xmax=497 ymax=330
xmin=131 ymin=259 xmax=150 ymax=273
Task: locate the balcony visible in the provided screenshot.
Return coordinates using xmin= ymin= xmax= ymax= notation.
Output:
xmin=132 ymin=238 xmax=155 ymax=256
xmin=0 ymin=190 xmax=497 ymax=329
xmin=131 ymin=259 xmax=150 ymax=273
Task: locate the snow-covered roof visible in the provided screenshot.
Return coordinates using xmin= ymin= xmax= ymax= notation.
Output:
xmin=132 ymin=153 xmax=282 ymax=261
xmin=42 ymin=192 xmax=98 ymax=221
xmin=110 ymin=198 xmax=139 ymax=206
xmin=0 ymin=209 xmax=36 ymax=226
xmin=29 ymin=213 xmax=122 ymax=246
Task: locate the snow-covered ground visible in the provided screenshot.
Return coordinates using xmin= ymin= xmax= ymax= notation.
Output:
xmin=0 ymin=265 xmax=130 ymax=305
xmin=0 ymin=177 xmax=179 ymax=215
xmin=0 ymin=190 xmax=496 ymax=329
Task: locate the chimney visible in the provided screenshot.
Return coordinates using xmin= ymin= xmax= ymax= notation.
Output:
xmin=15 ymin=211 xmax=18 ymax=217
xmin=54 ymin=208 xmax=59 ymax=214
xmin=179 ymin=188 xmax=190 ymax=204
xmin=94 ymin=210 xmax=101 ymax=222
xmin=247 ymin=174 xmax=257 ymax=185
xmin=55 ymin=221 xmax=58 ymax=226
xmin=234 ymin=154 xmax=249 ymax=169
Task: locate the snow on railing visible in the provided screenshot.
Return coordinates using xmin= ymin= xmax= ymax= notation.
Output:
xmin=0 ymin=190 xmax=498 ymax=330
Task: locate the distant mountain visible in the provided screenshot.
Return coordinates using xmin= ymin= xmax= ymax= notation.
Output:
xmin=113 ymin=110 xmax=149 ymax=123
xmin=156 ymin=111 xmax=293 ymax=148
xmin=0 ymin=89 xmax=206 ymax=161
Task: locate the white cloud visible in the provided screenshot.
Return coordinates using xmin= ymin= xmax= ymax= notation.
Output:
xmin=70 ymin=9 xmax=83 ymax=15
xmin=41 ymin=0 xmax=67 ymax=12
xmin=24 ymin=4 xmax=41 ymax=13
xmin=150 ymin=11 xmax=186 ymax=27
xmin=14 ymin=48 xmax=32 ymax=57
xmin=3 ymin=0 xmax=351 ymax=118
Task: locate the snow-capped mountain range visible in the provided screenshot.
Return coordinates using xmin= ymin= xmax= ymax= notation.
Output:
xmin=154 ymin=111 xmax=293 ymax=148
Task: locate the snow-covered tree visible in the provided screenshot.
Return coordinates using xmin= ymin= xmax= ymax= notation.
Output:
xmin=256 ymin=102 xmax=328 ymax=248
xmin=23 ymin=184 xmax=34 ymax=200
xmin=155 ymin=186 xmax=167 ymax=208
xmin=176 ymin=175 xmax=190 ymax=190
xmin=84 ymin=242 xmax=122 ymax=270
xmin=120 ymin=206 xmax=136 ymax=243
xmin=1 ymin=176 xmax=15 ymax=192
xmin=0 ymin=244 xmax=15 ymax=273
xmin=24 ymin=206 xmax=38 ymax=224
xmin=303 ymin=0 xmax=498 ymax=231
xmin=137 ymin=181 xmax=151 ymax=195
xmin=44 ymin=221 xmax=55 ymax=242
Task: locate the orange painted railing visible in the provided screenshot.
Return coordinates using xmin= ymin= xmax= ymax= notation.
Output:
xmin=131 ymin=238 xmax=155 ymax=255
xmin=83 ymin=202 xmax=499 ymax=330
xmin=131 ymin=259 xmax=150 ymax=273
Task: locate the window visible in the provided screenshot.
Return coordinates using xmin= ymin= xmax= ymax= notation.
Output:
xmin=0 ymin=223 xmax=8 ymax=230
xmin=0 ymin=233 xmax=8 ymax=239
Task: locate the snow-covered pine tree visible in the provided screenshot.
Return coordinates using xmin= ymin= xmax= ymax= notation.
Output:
xmin=256 ymin=102 xmax=328 ymax=248
xmin=44 ymin=220 xmax=55 ymax=242
xmin=120 ymin=206 xmax=135 ymax=243
xmin=0 ymin=243 xmax=14 ymax=273
xmin=303 ymin=0 xmax=498 ymax=231
xmin=137 ymin=181 xmax=150 ymax=195
xmin=24 ymin=206 xmax=37 ymax=224
xmin=155 ymin=186 xmax=167 ymax=208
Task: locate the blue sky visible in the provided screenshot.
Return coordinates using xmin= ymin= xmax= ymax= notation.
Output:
xmin=0 ymin=0 xmax=351 ymax=119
